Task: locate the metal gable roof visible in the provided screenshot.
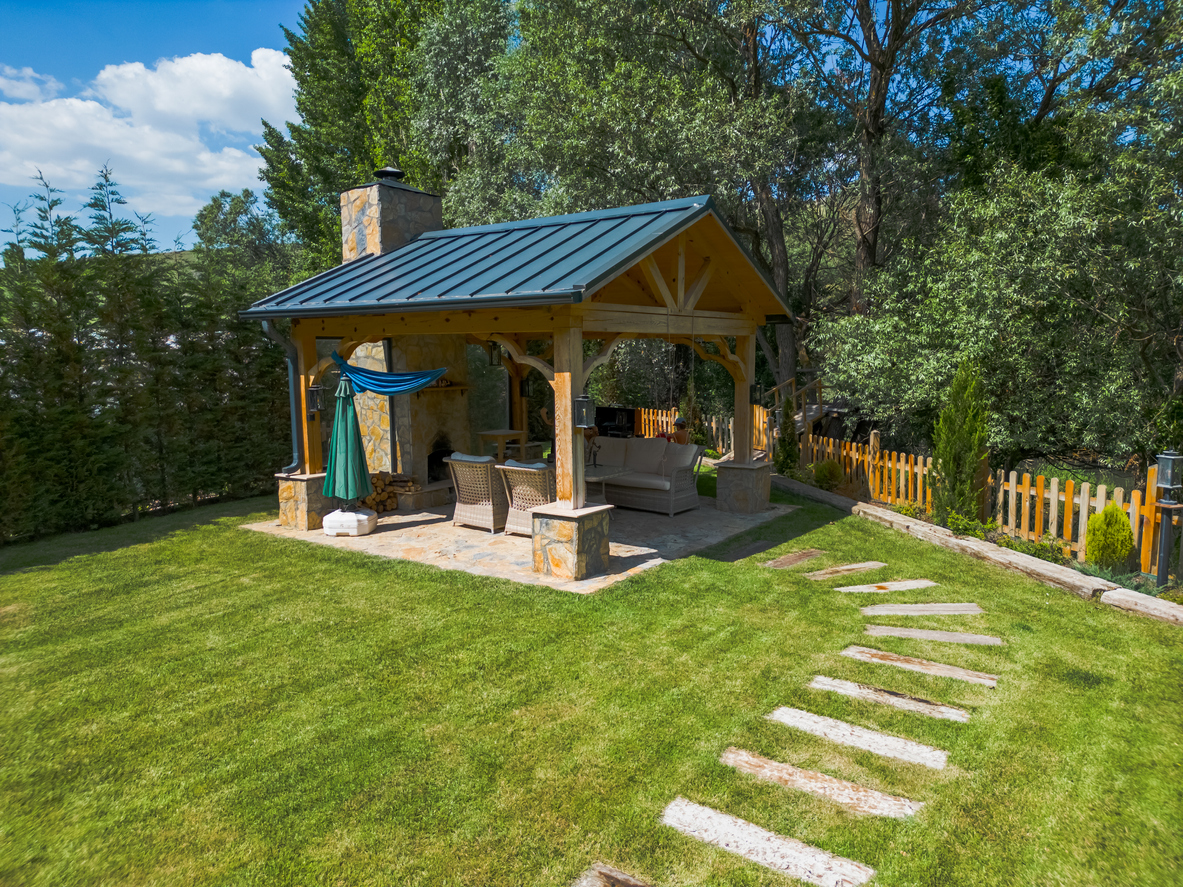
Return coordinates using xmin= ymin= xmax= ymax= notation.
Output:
xmin=240 ymin=194 xmax=764 ymax=320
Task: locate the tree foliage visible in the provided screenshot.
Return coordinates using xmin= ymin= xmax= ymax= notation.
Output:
xmin=0 ymin=173 xmax=295 ymax=540
xmin=931 ymin=362 xmax=989 ymax=524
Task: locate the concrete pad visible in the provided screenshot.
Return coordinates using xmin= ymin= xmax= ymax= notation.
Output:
xmin=571 ymin=863 xmax=653 ymax=887
xmin=242 ymin=497 xmax=795 ymax=594
xmin=808 ymin=675 xmax=969 ymax=722
xmin=861 ymin=603 xmax=983 ymax=616
xmin=721 ymin=746 xmax=924 ymax=818
xmin=762 ymin=548 xmax=824 ymax=569
xmin=841 ymin=645 xmax=998 ymax=688
xmin=661 ymin=797 xmax=875 ymax=886
xmin=767 ymin=707 xmax=948 ymax=769
xmin=865 ymin=625 xmax=1003 ymax=646
xmin=836 ymin=579 xmax=937 ymax=594
xmin=804 ymin=562 xmax=887 ymax=581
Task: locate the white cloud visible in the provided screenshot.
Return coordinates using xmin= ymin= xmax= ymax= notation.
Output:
xmin=0 ymin=65 xmax=62 ymax=101
xmin=0 ymin=51 xmax=296 ymax=223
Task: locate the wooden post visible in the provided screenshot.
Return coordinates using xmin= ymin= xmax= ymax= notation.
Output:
xmin=1078 ymin=482 xmax=1091 ymax=562
xmin=1141 ymin=466 xmax=1158 ymax=574
xmin=1034 ymin=475 xmax=1045 ymax=541
xmin=1048 ymin=477 xmax=1059 ymax=545
xmin=732 ymin=335 xmax=755 ymax=464
xmin=553 ymin=325 xmax=586 ymax=509
xmin=294 ymin=323 xmax=323 ymax=474
xmin=1062 ymin=479 xmax=1075 ymax=559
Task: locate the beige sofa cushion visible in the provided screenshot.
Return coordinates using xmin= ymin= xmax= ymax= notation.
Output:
xmin=608 ymin=471 xmax=670 ymax=491
xmin=595 ymin=437 xmax=627 ymax=467
xmin=663 ymin=442 xmax=699 ymax=475
xmin=625 ymin=437 xmax=667 ymax=474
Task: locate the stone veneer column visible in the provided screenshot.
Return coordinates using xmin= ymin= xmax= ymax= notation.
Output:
xmin=352 ymin=342 xmax=392 ymax=473
xmin=716 ymin=461 xmax=773 ymax=514
xmin=277 ymin=473 xmax=333 ymax=530
xmin=532 ymin=503 xmax=613 ymax=581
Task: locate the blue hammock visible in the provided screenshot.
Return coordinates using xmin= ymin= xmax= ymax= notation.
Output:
xmin=331 ymin=351 xmax=447 ymax=395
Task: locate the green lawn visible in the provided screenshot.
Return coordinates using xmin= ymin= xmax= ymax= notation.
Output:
xmin=2 ymin=486 xmax=1181 ymax=886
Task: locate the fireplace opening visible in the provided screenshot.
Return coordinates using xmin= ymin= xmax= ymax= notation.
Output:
xmin=427 ymin=434 xmax=452 ymax=484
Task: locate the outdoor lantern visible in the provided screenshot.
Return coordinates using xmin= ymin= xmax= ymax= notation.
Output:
xmin=749 ymin=383 xmax=765 ymax=405
xmin=306 ymin=384 xmax=325 ymax=414
xmin=487 ymin=341 xmax=502 ymax=367
xmin=519 ymin=378 xmax=535 ymax=398
xmin=1157 ymin=450 xmax=1182 ymax=492
xmin=574 ymin=394 xmax=596 ymax=428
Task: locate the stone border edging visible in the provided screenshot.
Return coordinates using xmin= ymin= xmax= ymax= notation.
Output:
xmin=771 ymin=476 xmax=1183 ymax=627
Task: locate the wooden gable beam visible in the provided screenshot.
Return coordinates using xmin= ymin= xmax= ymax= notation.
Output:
xmin=682 ymin=258 xmax=714 ymax=312
xmin=640 ymin=255 xmax=677 ymax=311
xmin=488 ymin=333 xmax=555 ymax=382
xmin=676 ymin=232 xmax=686 ymax=309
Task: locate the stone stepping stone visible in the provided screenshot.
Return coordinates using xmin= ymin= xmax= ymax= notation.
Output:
xmin=662 ymin=796 xmax=875 ymax=887
xmin=763 ymin=548 xmax=823 ymax=569
xmin=841 ymin=645 xmax=998 ymax=688
xmin=861 ymin=602 xmax=983 ymax=616
xmin=836 ymin=579 xmax=937 ymax=594
xmin=865 ymin=625 xmax=1003 ymax=646
xmin=804 ymin=562 xmax=887 ymax=581
xmin=721 ymin=746 xmax=924 ymax=819
xmin=766 ymin=706 xmax=948 ymax=769
xmin=572 ymin=862 xmax=653 ymax=887
xmin=808 ymin=675 xmax=970 ymax=723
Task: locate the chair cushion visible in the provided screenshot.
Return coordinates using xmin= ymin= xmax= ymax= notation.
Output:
xmin=594 ymin=437 xmax=627 ymax=467
xmin=608 ymin=471 xmax=670 ymax=491
xmin=504 ymin=460 xmax=547 ymax=470
xmin=625 ymin=437 xmax=667 ymax=474
xmin=450 ymin=452 xmax=494 ymax=463
xmin=663 ymin=442 xmax=700 ymax=475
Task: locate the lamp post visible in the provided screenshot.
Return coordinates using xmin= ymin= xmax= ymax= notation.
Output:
xmin=1155 ymin=450 xmax=1181 ymax=589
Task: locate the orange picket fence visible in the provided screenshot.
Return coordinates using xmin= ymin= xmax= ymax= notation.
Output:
xmin=801 ymin=432 xmax=1180 ymax=579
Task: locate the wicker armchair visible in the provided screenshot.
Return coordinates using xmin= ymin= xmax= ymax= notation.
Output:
xmin=444 ymin=454 xmax=509 ymax=533
xmin=495 ymin=461 xmax=556 ymax=537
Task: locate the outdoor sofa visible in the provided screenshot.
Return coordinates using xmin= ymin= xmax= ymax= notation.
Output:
xmin=591 ymin=436 xmax=705 ymax=516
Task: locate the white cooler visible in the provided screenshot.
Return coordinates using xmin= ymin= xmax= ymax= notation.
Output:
xmin=323 ymin=508 xmax=378 ymax=537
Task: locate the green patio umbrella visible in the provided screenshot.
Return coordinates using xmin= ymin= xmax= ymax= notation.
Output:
xmin=322 ymin=376 xmax=374 ymax=505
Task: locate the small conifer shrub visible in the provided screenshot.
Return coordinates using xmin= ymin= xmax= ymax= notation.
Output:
xmin=774 ymin=408 xmax=799 ymax=477
xmin=814 ymin=459 xmax=843 ymax=491
xmin=1086 ymin=502 xmax=1135 ymax=570
xmin=932 ymin=362 xmax=989 ymax=525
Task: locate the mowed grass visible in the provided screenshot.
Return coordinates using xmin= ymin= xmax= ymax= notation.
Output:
xmin=2 ymin=489 xmax=1182 ymax=886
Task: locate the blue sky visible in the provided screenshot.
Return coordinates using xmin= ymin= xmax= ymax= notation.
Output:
xmin=0 ymin=0 xmax=307 ymax=248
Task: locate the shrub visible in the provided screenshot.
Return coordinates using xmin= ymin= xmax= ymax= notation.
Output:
xmin=932 ymin=362 xmax=989 ymax=525
xmin=1086 ymin=502 xmax=1135 ymax=570
xmin=773 ymin=408 xmax=800 ymax=477
xmin=997 ymin=533 xmax=1070 ymax=566
xmin=814 ymin=459 xmax=843 ymax=491
xmin=946 ymin=511 xmax=997 ymax=539
xmin=892 ymin=502 xmax=928 ymax=520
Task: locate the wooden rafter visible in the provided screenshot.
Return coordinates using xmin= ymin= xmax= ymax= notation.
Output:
xmin=682 ymin=258 xmax=714 ymax=312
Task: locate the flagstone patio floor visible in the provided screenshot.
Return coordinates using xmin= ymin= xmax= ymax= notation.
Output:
xmin=242 ymin=497 xmax=796 ymax=593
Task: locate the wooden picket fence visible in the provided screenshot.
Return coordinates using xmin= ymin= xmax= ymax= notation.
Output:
xmin=637 ymin=406 xmax=776 ymax=455
xmin=801 ymin=432 xmax=1180 ymax=579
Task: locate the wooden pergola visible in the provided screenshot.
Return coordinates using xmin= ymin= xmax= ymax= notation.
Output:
xmin=245 ymin=193 xmax=787 ymax=572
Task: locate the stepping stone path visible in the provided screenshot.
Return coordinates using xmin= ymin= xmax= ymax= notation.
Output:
xmin=865 ymin=625 xmax=1003 ymax=646
xmin=721 ymin=746 xmax=924 ymax=819
xmin=837 ymin=579 xmax=938 ymax=594
xmin=804 ymin=561 xmax=887 ymax=580
xmin=767 ymin=706 xmax=948 ymax=769
xmin=841 ymin=645 xmax=999 ymax=687
xmin=572 ymin=863 xmax=653 ymax=887
xmin=809 ymin=675 xmax=970 ymax=723
xmin=662 ymin=797 xmax=875 ymax=887
xmin=861 ymin=602 xmax=982 ymax=616
xmin=763 ymin=548 xmax=824 ymax=569
xmin=659 ymin=570 xmax=1003 ymax=883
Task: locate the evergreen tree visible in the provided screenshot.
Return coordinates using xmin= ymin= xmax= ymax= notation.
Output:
xmin=931 ymin=362 xmax=989 ymax=525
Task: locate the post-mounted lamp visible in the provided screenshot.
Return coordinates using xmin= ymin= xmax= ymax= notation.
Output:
xmin=574 ymin=394 xmax=596 ymax=428
xmin=1156 ymin=450 xmax=1182 ymax=589
xmin=306 ymin=383 xmax=325 ymax=418
xmin=487 ymin=341 xmax=502 ymax=367
xmin=749 ymin=383 xmax=765 ymax=405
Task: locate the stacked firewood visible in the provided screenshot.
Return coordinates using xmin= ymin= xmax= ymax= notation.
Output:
xmin=363 ymin=471 xmax=421 ymax=514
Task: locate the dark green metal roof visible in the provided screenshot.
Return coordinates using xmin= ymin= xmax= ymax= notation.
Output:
xmin=241 ymin=195 xmax=740 ymax=320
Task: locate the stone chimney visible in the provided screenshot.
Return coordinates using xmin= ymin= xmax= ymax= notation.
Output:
xmin=340 ymin=167 xmax=443 ymax=262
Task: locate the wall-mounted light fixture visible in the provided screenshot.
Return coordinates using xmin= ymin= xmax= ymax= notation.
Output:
xmin=519 ymin=378 xmax=535 ymax=398
xmin=574 ymin=394 xmax=596 ymax=428
xmin=749 ymin=383 xmax=765 ymax=405
xmin=306 ymin=384 xmax=325 ymax=415
xmin=487 ymin=341 xmax=502 ymax=367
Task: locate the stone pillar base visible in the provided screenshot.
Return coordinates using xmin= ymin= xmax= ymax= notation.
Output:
xmin=716 ymin=461 xmax=772 ymax=514
xmin=276 ymin=473 xmax=332 ymax=531
xmin=532 ymin=503 xmax=613 ymax=581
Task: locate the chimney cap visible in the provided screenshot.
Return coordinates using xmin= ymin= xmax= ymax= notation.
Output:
xmin=375 ymin=166 xmax=405 ymax=181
